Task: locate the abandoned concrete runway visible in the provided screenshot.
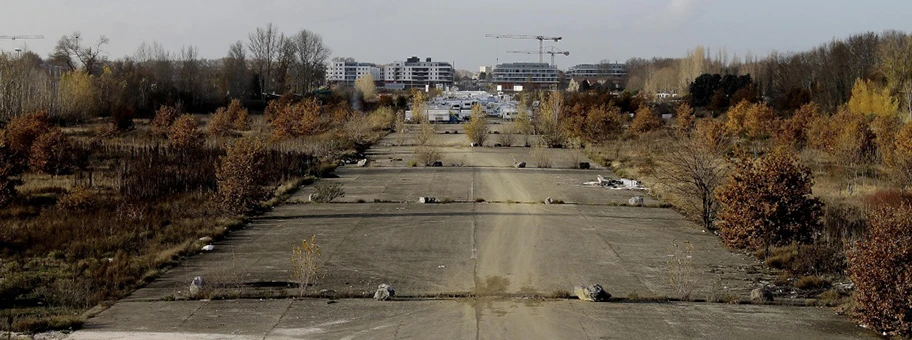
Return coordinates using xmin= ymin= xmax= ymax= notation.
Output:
xmin=69 ymin=127 xmax=874 ymax=339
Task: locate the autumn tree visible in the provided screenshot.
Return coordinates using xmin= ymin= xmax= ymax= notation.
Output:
xmin=536 ymin=91 xmax=564 ymax=146
xmin=694 ymin=119 xmax=729 ymax=154
xmin=269 ymin=98 xmax=322 ymax=139
xmin=656 ymin=136 xmax=728 ymax=230
xmin=893 ymin=123 xmax=912 ymax=189
xmin=3 ymin=111 xmax=50 ymax=173
xmin=209 ymin=99 xmax=250 ymax=136
xmin=29 ymin=128 xmax=76 ymax=176
xmin=715 ymin=151 xmax=822 ymax=250
xmin=776 ymin=102 xmax=821 ymax=149
xmin=217 ymin=137 xmax=267 ymax=214
xmin=847 ymin=203 xmax=912 ymax=337
xmin=675 ymin=103 xmax=695 ymax=135
xmin=724 ymin=101 xmax=774 ymax=139
xmin=169 ymin=115 xmax=203 ymax=150
xmin=871 ymin=114 xmax=902 ymax=165
xmin=464 ymin=104 xmax=489 ymax=146
xmin=582 ymin=105 xmax=623 ymax=143
xmin=629 ymin=105 xmax=662 ymax=135
xmin=150 ymin=104 xmax=181 ymax=137
xmin=847 ymin=78 xmax=899 ymax=117
xmin=58 ymin=71 xmax=99 ymax=120
xmin=264 ymin=93 xmax=295 ymax=123
xmin=411 ymin=90 xmax=427 ymax=123
xmin=355 ymin=74 xmax=376 ymax=100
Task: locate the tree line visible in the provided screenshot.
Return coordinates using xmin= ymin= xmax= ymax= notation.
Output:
xmin=0 ymin=23 xmax=331 ymax=121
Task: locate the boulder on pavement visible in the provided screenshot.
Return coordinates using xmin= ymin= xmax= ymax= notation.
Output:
xmin=579 ymin=162 xmax=590 ymax=169
xmin=751 ymin=287 xmax=773 ymax=302
xmin=545 ymin=197 xmax=553 ymax=205
xmin=574 ymin=284 xmax=611 ymax=302
xmin=514 ymin=161 xmax=526 ymax=168
xmin=309 ymin=193 xmax=320 ymax=202
xmin=418 ymin=197 xmax=437 ymax=204
xmin=201 ymin=244 xmax=215 ymax=251
xmin=357 ymin=159 xmax=368 ymax=167
xmin=374 ymin=284 xmax=395 ymax=301
xmin=628 ymin=196 xmax=644 ymax=206
xmin=432 ymin=161 xmax=443 ymax=167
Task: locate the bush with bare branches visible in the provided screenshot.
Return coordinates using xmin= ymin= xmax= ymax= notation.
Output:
xmin=656 ymin=136 xmax=728 ymax=230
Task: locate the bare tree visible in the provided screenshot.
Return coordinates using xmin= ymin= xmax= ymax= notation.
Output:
xmin=248 ymin=23 xmax=282 ymax=98
xmin=656 ymin=136 xmax=728 ymax=230
xmin=223 ymin=41 xmax=249 ymax=99
xmin=50 ymin=32 xmax=109 ymax=75
xmin=290 ymin=30 xmax=331 ymax=93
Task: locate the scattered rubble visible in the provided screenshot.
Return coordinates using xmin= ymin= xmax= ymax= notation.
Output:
xmin=582 ymin=175 xmax=648 ymax=190
xmin=574 ymin=284 xmax=611 ymax=302
xmin=418 ymin=197 xmax=437 ymax=204
xmin=374 ymin=284 xmax=395 ymax=301
xmin=201 ymin=244 xmax=215 ymax=251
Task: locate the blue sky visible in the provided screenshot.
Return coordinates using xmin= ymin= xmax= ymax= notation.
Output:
xmin=2 ymin=0 xmax=910 ymax=70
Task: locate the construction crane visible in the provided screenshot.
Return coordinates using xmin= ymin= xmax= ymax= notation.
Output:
xmin=507 ymin=47 xmax=570 ymax=67
xmin=485 ymin=34 xmax=562 ymax=63
xmin=0 ymin=35 xmax=45 ymax=41
xmin=0 ymin=35 xmax=43 ymax=57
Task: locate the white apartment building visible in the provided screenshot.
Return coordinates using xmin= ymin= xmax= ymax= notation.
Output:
xmin=382 ymin=57 xmax=454 ymax=89
xmin=327 ymin=61 xmax=382 ymax=85
xmin=491 ymin=62 xmax=559 ymax=90
xmin=566 ymin=63 xmax=627 ymax=79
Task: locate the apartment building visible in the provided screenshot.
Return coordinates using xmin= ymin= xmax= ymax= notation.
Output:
xmin=382 ymin=57 xmax=454 ymax=89
xmin=326 ymin=61 xmax=382 ymax=85
xmin=491 ymin=62 xmax=559 ymax=91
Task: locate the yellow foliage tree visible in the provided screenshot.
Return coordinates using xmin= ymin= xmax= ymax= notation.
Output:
xmin=58 ymin=71 xmax=99 ymax=119
xmin=355 ymin=74 xmax=376 ymax=100
xmin=724 ymin=101 xmax=774 ymax=139
xmin=169 ymin=115 xmax=203 ymax=150
xmin=464 ymin=104 xmax=488 ymax=146
xmin=847 ymin=78 xmax=899 ymax=117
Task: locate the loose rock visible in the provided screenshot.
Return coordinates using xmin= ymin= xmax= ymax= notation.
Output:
xmin=578 ymin=162 xmax=590 ymax=169
xmin=201 ymin=244 xmax=215 ymax=251
xmin=514 ymin=161 xmax=526 ymax=168
xmin=374 ymin=284 xmax=395 ymax=301
xmin=357 ymin=159 xmax=368 ymax=167
xmin=418 ymin=197 xmax=437 ymax=204
xmin=628 ymin=196 xmax=644 ymax=206
xmin=574 ymin=284 xmax=611 ymax=302
xmin=751 ymin=287 xmax=773 ymax=302
xmin=189 ymin=276 xmax=204 ymax=296
xmin=545 ymin=197 xmax=553 ymax=205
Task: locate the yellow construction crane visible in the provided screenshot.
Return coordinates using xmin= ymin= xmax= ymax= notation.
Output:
xmin=485 ymin=34 xmax=562 ymax=63
xmin=507 ymin=47 xmax=569 ymax=67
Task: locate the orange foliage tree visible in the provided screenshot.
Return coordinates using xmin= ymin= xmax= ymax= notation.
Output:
xmin=150 ymin=104 xmax=181 ymax=136
xmin=29 ymin=128 xmax=76 ymax=176
xmin=3 ymin=111 xmax=50 ymax=173
xmin=216 ymin=137 xmax=267 ymax=214
xmin=847 ymin=203 xmax=912 ymax=337
xmin=715 ymin=151 xmax=822 ymax=250
xmin=169 ymin=115 xmax=203 ymax=150
xmin=675 ymin=103 xmax=695 ymax=135
xmin=269 ymin=99 xmax=322 ymax=139
xmin=629 ymin=105 xmax=662 ymax=135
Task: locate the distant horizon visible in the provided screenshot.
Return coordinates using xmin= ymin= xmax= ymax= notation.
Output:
xmin=2 ymin=0 xmax=911 ymax=70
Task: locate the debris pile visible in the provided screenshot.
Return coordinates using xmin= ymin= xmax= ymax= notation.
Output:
xmin=582 ymin=175 xmax=648 ymax=190
xmin=374 ymin=284 xmax=395 ymax=301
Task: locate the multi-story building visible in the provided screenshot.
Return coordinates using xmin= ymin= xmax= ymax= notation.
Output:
xmin=566 ymin=63 xmax=627 ymax=79
xmin=382 ymin=57 xmax=454 ymax=89
xmin=491 ymin=62 xmax=559 ymax=91
xmin=326 ymin=61 xmax=382 ymax=85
